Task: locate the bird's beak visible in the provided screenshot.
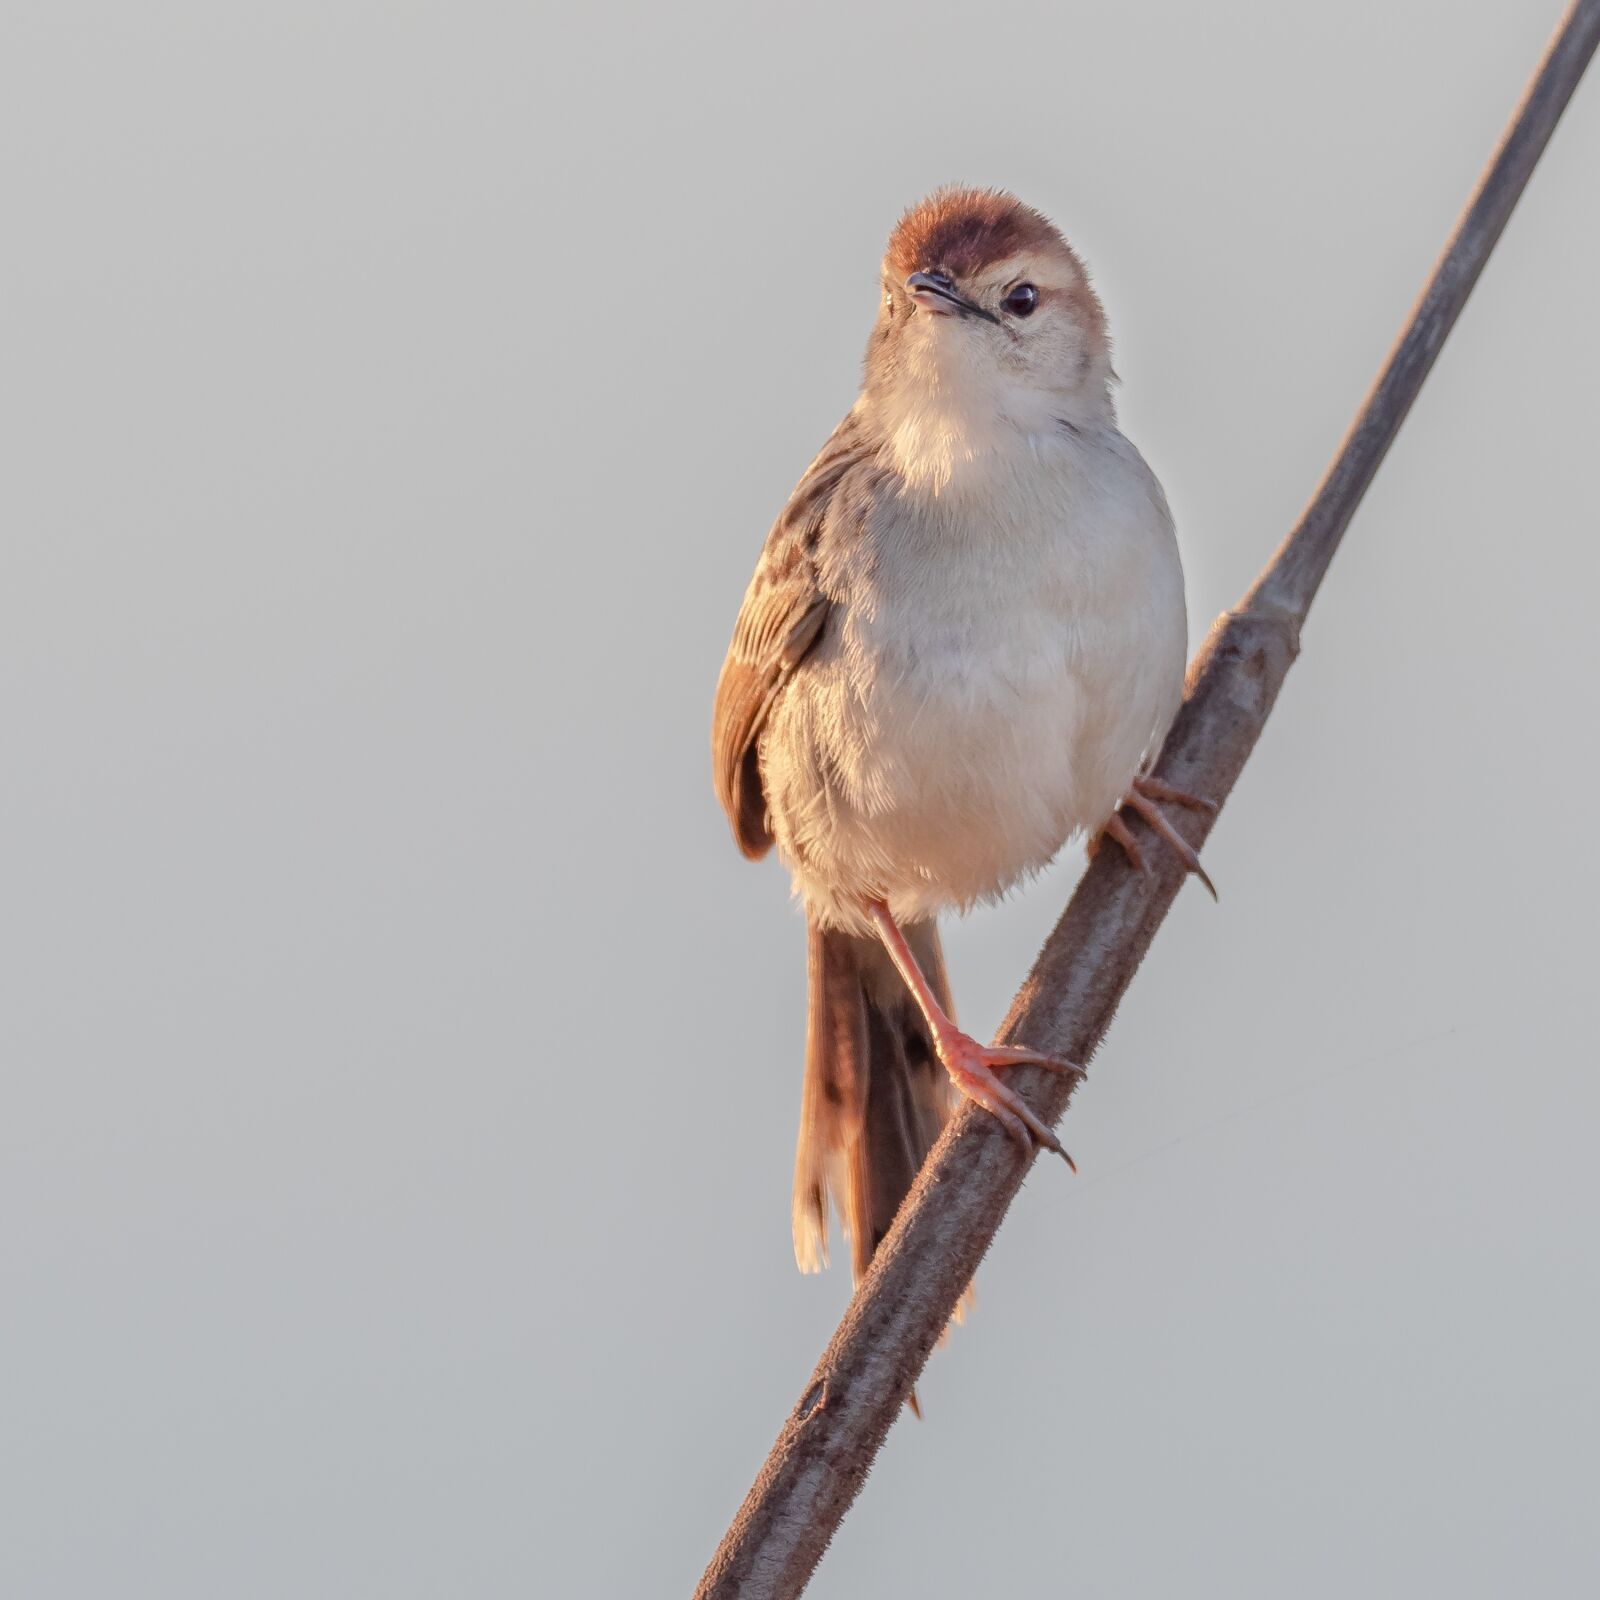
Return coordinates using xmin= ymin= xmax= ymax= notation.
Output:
xmin=905 ymin=270 xmax=999 ymax=325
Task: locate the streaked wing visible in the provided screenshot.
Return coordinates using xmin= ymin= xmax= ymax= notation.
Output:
xmin=711 ymin=411 xmax=872 ymax=859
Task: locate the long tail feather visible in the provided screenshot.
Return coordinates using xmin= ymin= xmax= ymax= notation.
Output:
xmin=792 ymin=916 xmax=956 ymax=1283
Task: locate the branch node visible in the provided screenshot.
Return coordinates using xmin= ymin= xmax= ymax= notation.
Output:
xmin=796 ymin=1377 xmax=829 ymax=1422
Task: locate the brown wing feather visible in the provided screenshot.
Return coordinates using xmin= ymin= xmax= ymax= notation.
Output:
xmin=710 ymin=412 xmax=872 ymax=859
xmin=712 ymin=586 xmax=827 ymax=858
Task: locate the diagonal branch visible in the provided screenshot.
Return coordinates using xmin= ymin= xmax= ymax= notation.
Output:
xmin=695 ymin=5 xmax=1600 ymax=1596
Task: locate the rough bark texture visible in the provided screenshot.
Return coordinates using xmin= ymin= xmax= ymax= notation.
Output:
xmin=696 ymin=6 xmax=1600 ymax=1596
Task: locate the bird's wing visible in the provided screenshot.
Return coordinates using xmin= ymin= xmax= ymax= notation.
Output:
xmin=711 ymin=412 xmax=873 ymax=860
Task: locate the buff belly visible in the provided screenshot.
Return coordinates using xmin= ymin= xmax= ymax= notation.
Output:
xmin=762 ymin=586 xmax=1172 ymax=933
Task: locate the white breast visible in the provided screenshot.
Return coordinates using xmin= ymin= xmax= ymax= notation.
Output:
xmin=763 ymin=423 xmax=1186 ymax=934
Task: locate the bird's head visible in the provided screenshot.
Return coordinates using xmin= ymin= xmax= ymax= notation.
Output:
xmin=863 ymin=188 xmax=1113 ymax=470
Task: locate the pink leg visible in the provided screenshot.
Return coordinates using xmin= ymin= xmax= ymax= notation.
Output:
xmin=865 ymin=899 xmax=1084 ymax=1170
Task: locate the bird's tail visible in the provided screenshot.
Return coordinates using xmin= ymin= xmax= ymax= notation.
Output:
xmin=792 ymin=915 xmax=958 ymax=1285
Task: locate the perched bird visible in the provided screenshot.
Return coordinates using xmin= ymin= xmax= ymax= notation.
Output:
xmin=712 ymin=187 xmax=1208 ymax=1288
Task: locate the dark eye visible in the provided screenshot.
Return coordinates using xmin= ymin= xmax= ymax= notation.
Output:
xmin=1003 ymin=283 xmax=1039 ymax=317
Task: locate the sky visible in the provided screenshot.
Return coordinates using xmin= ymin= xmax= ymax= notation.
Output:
xmin=3 ymin=2 xmax=1598 ymax=1595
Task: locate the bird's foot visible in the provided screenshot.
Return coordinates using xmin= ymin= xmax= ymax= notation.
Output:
xmin=933 ymin=1025 xmax=1085 ymax=1171
xmin=863 ymin=895 xmax=1084 ymax=1169
xmin=1103 ymin=775 xmax=1218 ymax=900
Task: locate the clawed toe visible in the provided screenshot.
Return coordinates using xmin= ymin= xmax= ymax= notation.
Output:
xmin=1101 ymin=813 xmax=1148 ymax=876
xmin=1106 ymin=776 xmax=1219 ymax=900
xmin=983 ymin=1044 xmax=1084 ymax=1078
xmin=937 ymin=1033 xmax=1084 ymax=1172
xmin=1133 ymin=774 xmax=1217 ymax=813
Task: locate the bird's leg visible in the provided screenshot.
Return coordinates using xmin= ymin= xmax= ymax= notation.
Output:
xmin=863 ymin=898 xmax=1084 ymax=1170
xmin=1104 ymin=774 xmax=1218 ymax=899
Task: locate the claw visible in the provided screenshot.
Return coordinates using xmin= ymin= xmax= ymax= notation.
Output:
xmin=1108 ymin=775 xmax=1219 ymax=900
xmin=936 ymin=1030 xmax=1084 ymax=1171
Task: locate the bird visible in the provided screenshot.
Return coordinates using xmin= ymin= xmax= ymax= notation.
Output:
xmin=712 ymin=186 xmax=1209 ymax=1291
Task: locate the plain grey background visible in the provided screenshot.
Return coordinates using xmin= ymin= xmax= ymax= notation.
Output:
xmin=4 ymin=2 xmax=1598 ymax=1595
